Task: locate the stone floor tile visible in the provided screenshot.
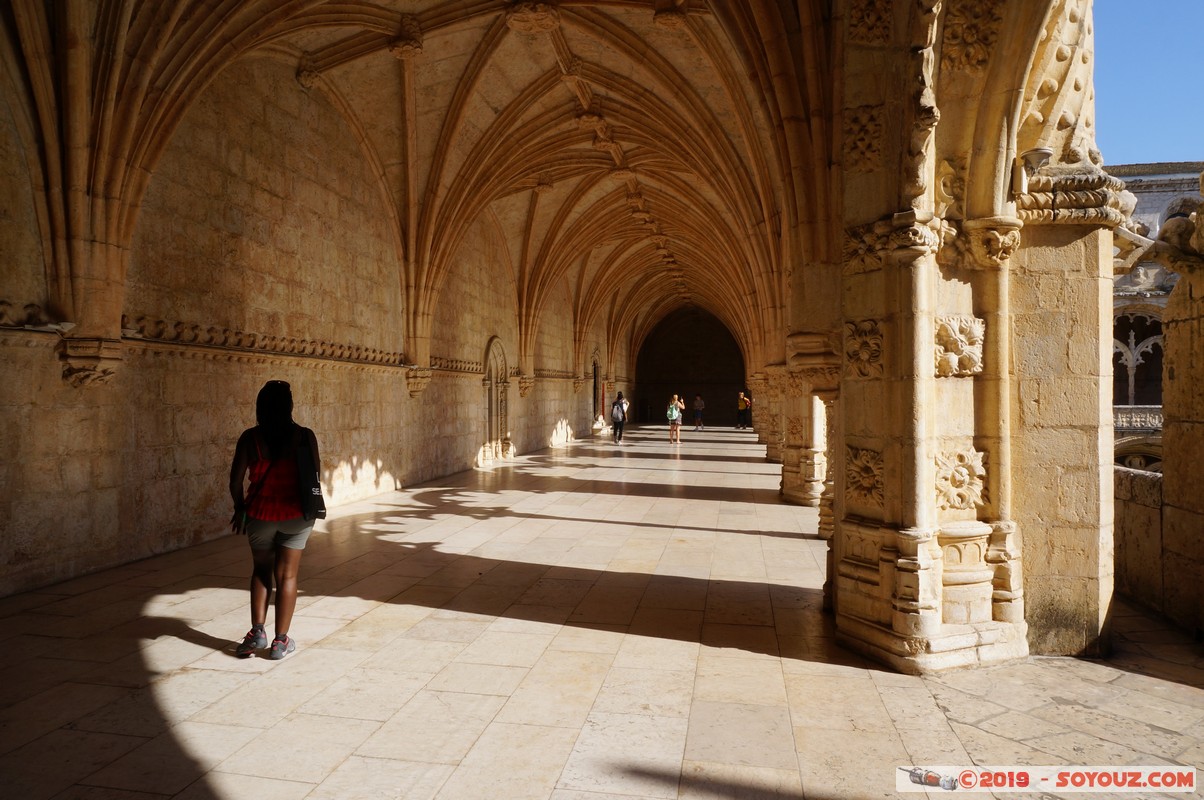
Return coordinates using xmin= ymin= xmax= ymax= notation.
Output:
xmin=306 ymin=755 xmax=455 ymax=800
xmin=453 ymin=629 xmax=555 ymax=668
xmin=678 ymin=760 xmax=804 ymax=799
xmin=433 ymin=721 xmax=579 ymax=799
xmin=591 ymin=666 xmax=695 ymax=718
xmin=557 ymin=711 xmax=689 ymax=799
xmin=71 ymin=668 xmax=255 ymax=737
xmin=0 ymin=681 xmax=129 ymax=755
xmin=495 ymin=650 xmax=613 ymax=728
xmin=796 ymin=727 xmax=911 ymax=799
xmin=685 ymin=700 xmax=797 ymax=770
xmin=216 ymin=713 xmax=379 ymax=784
xmin=694 ymin=654 xmax=788 ymax=706
xmin=173 ymin=771 xmax=315 ymax=800
xmin=356 ymin=690 xmax=505 ymax=763
xmin=0 ymin=728 xmax=146 ymax=800
xmin=85 ymin=721 xmax=262 ymax=794
xmin=426 ymin=661 xmax=529 ymax=696
xmin=298 ymin=666 xmax=430 ymax=721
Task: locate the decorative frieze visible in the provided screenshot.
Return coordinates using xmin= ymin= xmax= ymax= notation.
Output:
xmin=935 ymin=448 xmax=987 ymax=510
xmin=848 ymin=0 xmax=892 ymax=44
xmin=0 ymin=300 xmax=55 ymax=328
xmin=843 ymin=106 xmax=883 ymax=173
xmin=431 ymin=356 xmax=484 ymax=374
xmin=934 ymin=316 xmax=985 ymax=377
xmin=121 ymin=315 xmax=408 ymax=367
xmin=1114 ymin=405 xmax=1163 ymax=431
xmin=846 ymin=446 xmax=885 ymax=508
xmin=844 ymin=319 xmax=884 ymax=378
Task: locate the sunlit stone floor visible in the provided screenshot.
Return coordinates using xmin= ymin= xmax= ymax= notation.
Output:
xmin=0 ymin=426 xmax=1201 ymax=799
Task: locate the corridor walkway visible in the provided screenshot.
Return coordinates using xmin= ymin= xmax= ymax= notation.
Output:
xmin=0 ymin=427 xmax=1201 ymax=799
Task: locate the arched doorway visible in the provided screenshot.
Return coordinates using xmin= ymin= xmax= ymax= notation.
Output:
xmin=634 ymin=308 xmax=744 ymax=426
xmin=479 ymin=337 xmax=512 ymax=466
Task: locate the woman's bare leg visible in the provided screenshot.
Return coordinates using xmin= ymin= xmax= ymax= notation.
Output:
xmin=272 ymin=545 xmax=304 ymax=635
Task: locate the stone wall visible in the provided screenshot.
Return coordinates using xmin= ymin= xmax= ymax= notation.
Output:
xmin=0 ymin=55 xmax=605 ymax=597
xmin=1113 ymin=467 xmax=1163 ymax=616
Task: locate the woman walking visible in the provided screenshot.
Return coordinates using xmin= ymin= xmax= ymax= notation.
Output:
xmin=229 ymin=380 xmax=322 ymax=659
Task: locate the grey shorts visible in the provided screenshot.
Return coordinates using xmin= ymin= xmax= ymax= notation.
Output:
xmin=246 ymin=516 xmax=315 ymax=551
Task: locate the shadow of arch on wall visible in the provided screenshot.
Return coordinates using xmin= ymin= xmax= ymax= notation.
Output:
xmin=634 ymin=308 xmax=744 ymax=426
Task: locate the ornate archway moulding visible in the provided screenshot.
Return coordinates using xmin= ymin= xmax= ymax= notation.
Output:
xmin=1017 ymin=168 xmax=1127 ymax=227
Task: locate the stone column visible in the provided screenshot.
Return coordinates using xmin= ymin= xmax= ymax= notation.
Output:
xmin=747 ymin=372 xmax=768 ymax=441
xmin=1012 ymin=168 xmax=1124 ymax=655
xmin=762 ymin=365 xmax=786 ymax=463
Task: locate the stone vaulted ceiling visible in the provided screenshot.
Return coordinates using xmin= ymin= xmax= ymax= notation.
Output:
xmin=266 ymin=1 xmax=805 ymax=370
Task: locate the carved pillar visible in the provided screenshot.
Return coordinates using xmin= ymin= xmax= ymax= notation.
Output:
xmin=747 ymin=372 xmax=768 ymax=440
xmin=963 ymin=217 xmax=1025 ymax=627
xmin=781 ymin=376 xmax=827 ymax=508
xmin=762 ymin=365 xmax=786 ymax=463
xmin=886 ymin=214 xmax=943 ymax=642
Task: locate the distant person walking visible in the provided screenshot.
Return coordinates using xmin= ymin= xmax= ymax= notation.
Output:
xmin=736 ymin=390 xmax=752 ymax=429
xmin=692 ymin=394 xmax=705 ymax=430
xmin=611 ymin=391 xmax=630 ymax=443
xmin=667 ymin=394 xmax=685 ymax=443
xmin=229 ymin=380 xmax=323 ymax=660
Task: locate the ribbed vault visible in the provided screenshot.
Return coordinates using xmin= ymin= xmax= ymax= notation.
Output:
xmin=5 ymin=0 xmax=829 ymax=382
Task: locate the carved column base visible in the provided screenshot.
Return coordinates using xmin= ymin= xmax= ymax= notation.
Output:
xmin=988 ymin=519 xmax=1025 ymax=624
xmin=780 ymin=447 xmax=824 ymax=507
xmin=59 ymin=338 xmax=123 ymax=387
xmin=832 ymin=521 xmax=1029 ymax=673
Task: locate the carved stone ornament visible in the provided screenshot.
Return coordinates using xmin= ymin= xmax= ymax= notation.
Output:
xmin=843 ymin=106 xmax=883 ymax=173
xmin=888 ymin=216 xmax=941 ymax=254
xmin=518 ymin=375 xmax=535 ymax=397
xmin=653 ymin=8 xmax=687 ymax=29
xmin=941 ymin=0 xmax=1004 ymax=73
xmin=1017 ymin=0 xmax=1102 ymax=169
xmin=843 ymin=222 xmax=887 ymax=274
xmin=506 ymin=3 xmax=560 ymax=34
xmin=935 ymin=448 xmax=987 ymax=510
xmin=572 ymin=377 xmax=585 ymax=393
xmin=844 ymin=320 xmax=884 ymax=378
xmin=121 ymin=314 xmax=408 ymax=367
xmin=59 ymin=337 xmax=123 ymax=388
xmin=406 ymin=366 xmax=433 ymax=397
xmin=1019 ymin=168 xmax=1127 ymax=227
xmin=934 ymin=316 xmax=985 ymax=377
xmin=964 ymin=218 xmax=1022 ymax=269
xmin=848 ymin=0 xmax=892 ymax=44
xmin=296 ymin=69 xmax=320 ymax=89
xmin=846 ymin=446 xmax=885 ymax=508
xmin=389 ymin=15 xmax=423 ymax=59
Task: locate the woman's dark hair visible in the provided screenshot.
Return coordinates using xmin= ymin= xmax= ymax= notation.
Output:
xmin=256 ymin=380 xmax=295 ymax=458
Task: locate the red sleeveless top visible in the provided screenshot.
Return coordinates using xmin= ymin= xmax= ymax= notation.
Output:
xmin=247 ymin=432 xmax=303 ymax=521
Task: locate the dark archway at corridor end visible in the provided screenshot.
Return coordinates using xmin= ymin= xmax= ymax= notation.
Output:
xmin=633 ymin=308 xmax=745 ymax=426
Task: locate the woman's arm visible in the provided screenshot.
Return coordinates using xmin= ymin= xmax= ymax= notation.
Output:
xmin=229 ymin=430 xmax=253 ymax=510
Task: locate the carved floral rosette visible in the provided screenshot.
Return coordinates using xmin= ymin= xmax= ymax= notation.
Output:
xmin=940 ymin=0 xmax=1004 ymax=73
xmin=843 ymin=106 xmax=883 ymax=173
xmin=844 ymin=319 xmax=884 ymax=378
xmin=848 ymin=0 xmax=892 ymax=45
xmin=934 ymin=315 xmax=985 ymax=377
xmin=845 ymin=446 xmax=885 ymax=508
xmin=935 ymin=448 xmax=987 ymax=510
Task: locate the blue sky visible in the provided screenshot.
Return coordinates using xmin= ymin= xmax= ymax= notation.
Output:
xmin=1093 ymin=0 xmax=1203 ymax=166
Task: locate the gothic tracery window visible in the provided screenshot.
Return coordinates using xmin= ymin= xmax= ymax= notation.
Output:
xmin=1112 ymin=312 xmax=1163 ymax=407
